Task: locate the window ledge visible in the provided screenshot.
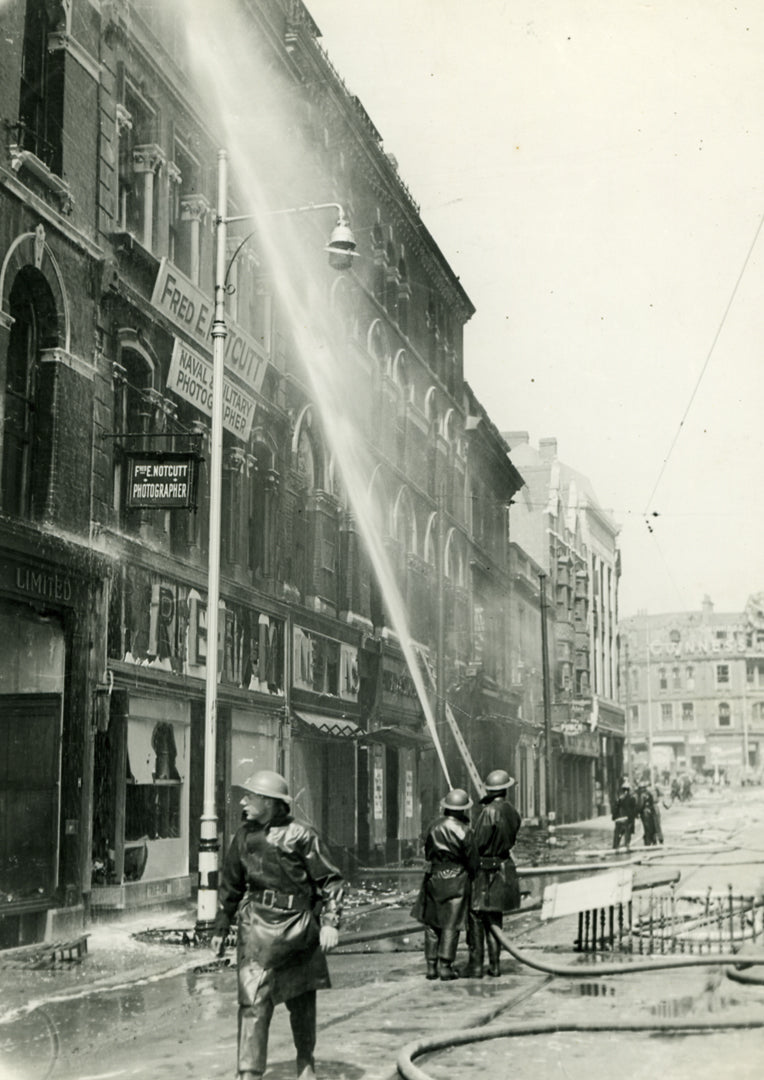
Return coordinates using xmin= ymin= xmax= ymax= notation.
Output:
xmin=111 ymin=231 xmax=161 ymax=272
xmin=9 ymin=145 xmax=73 ymax=214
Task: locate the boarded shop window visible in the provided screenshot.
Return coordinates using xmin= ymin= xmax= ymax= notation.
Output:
xmin=0 ymin=694 xmax=62 ymax=902
xmin=293 ymin=627 xmax=340 ymax=695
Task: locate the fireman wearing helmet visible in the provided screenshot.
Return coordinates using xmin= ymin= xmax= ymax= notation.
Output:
xmin=210 ymin=770 xmax=343 ymax=1080
xmin=464 ymin=768 xmax=522 ymax=978
xmin=411 ymin=788 xmax=478 ymax=980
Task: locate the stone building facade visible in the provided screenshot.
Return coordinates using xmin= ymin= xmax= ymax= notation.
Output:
xmin=505 ymin=434 xmax=625 ymax=823
xmin=621 ymin=595 xmax=764 ymax=784
xmin=0 ymin=0 xmax=525 ymax=944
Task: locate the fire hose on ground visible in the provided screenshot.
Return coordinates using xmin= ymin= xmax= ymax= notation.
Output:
xmin=396 ymin=921 xmax=764 ymax=1080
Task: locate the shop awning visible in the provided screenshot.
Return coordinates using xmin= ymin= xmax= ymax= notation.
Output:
xmin=360 ymin=725 xmax=431 ymax=748
xmin=292 ymin=710 xmax=360 ymax=739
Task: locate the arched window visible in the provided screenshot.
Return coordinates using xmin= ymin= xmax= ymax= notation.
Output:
xmin=2 ymin=268 xmax=57 ymax=517
xmin=290 ymin=409 xmax=334 ymax=601
xmin=423 ymin=512 xmax=437 ymax=570
xmin=445 ymin=530 xmax=463 ymax=585
xmin=397 ymin=255 xmax=410 ymax=334
xmin=297 ymin=424 xmax=319 ymax=490
xmin=371 ymin=222 xmax=385 ymax=304
xmin=385 ymin=240 xmax=398 ymax=320
xmin=113 ymin=342 xmax=155 ymax=531
xmin=367 ymin=319 xmax=390 ymax=374
xmin=394 ymin=487 xmax=416 ymax=555
xmin=330 ymin=275 xmax=357 ymax=341
xmin=248 ymin=439 xmax=278 ymax=580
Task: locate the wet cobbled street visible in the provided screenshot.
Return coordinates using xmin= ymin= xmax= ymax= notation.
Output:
xmin=3 ymin=787 xmax=764 ymax=1080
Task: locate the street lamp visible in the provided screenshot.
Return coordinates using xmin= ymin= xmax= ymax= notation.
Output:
xmin=195 ymin=149 xmax=357 ymax=932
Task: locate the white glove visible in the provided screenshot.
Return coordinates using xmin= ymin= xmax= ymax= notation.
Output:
xmin=319 ymin=925 xmax=339 ymax=953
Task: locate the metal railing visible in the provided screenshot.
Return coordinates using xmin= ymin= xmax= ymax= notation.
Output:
xmin=575 ymin=885 xmax=764 ymax=955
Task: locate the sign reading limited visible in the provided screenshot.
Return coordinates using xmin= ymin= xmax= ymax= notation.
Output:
xmin=126 ymin=452 xmax=199 ymax=509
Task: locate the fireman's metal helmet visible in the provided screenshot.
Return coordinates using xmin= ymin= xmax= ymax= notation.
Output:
xmin=241 ymin=769 xmax=292 ymax=804
xmin=441 ymin=788 xmax=473 ymax=812
xmin=484 ymin=768 xmax=515 ymax=792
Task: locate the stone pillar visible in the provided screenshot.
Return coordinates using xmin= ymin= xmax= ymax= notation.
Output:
xmin=132 ymin=143 xmax=165 ymax=250
xmin=180 ymin=193 xmax=211 ymax=286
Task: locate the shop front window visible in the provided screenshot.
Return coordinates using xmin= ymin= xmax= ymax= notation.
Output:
xmin=125 ymin=721 xmax=182 ymax=848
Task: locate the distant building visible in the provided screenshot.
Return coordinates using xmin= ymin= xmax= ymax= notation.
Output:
xmin=620 ymin=595 xmax=764 ymax=783
xmin=506 ymin=434 xmax=625 ymax=822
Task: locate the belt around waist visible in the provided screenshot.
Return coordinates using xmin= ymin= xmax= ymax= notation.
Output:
xmin=248 ymin=887 xmax=312 ymax=912
xmin=478 ymin=856 xmax=504 ymax=870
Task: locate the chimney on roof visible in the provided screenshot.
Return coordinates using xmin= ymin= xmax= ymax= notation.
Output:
xmin=504 ymin=431 xmax=529 ymax=448
xmin=539 ymin=437 xmax=558 ymax=462
xmin=702 ymin=595 xmax=714 ymax=619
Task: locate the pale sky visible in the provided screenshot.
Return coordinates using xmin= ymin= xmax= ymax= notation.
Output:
xmin=306 ymin=0 xmax=764 ymax=618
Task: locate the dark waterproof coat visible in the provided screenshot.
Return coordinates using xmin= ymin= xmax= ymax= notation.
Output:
xmin=612 ymin=790 xmax=638 ymax=825
xmin=636 ymin=787 xmax=659 ymax=845
xmin=411 ymin=812 xmax=477 ymax=931
xmin=471 ymin=796 xmax=522 ymax=912
xmin=215 ymin=811 xmax=343 ymax=1005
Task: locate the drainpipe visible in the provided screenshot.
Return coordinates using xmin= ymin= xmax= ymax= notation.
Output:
xmin=436 ymin=489 xmax=447 ymax=780
xmin=282 ymin=612 xmax=293 ymax=781
xmin=539 ymin=572 xmax=554 ymax=831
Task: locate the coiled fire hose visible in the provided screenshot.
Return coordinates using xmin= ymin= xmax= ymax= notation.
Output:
xmin=397 ymin=1018 xmax=764 ymax=1080
xmin=396 ymin=922 xmax=764 ymax=1080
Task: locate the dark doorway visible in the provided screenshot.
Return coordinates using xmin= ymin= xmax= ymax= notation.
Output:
xmin=385 ymin=746 xmax=399 ymax=860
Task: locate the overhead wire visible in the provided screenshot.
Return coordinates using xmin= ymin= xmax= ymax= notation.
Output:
xmin=642 ymin=205 xmax=764 ymax=526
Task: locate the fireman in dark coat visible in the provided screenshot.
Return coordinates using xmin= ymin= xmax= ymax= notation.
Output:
xmin=210 ymin=770 xmax=343 ymax=1080
xmin=612 ymin=779 xmax=638 ymax=850
xmin=411 ymin=788 xmax=477 ymax=980
xmin=464 ymin=769 xmax=522 ymax=978
xmin=636 ymin=781 xmax=660 ymax=846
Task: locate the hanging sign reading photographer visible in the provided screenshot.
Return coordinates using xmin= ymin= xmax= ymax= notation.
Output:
xmin=126 ymin=452 xmax=199 ymax=509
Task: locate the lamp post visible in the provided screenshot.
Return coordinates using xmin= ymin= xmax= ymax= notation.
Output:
xmin=195 ymin=149 xmax=357 ymax=932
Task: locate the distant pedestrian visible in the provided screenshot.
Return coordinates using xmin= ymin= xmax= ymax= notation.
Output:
xmin=670 ymin=777 xmax=681 ymax=804
xmin=210 ymin=770 xmax=343 ymax=1080
xmin=612 ymin=780 xmax=637 ymax=850
xmin=652 ymin=783 xmax=666 ymax=843
xmin=411 ymin=788 xmax=477 ymax=981
xmin=464 ymin=769 xmax=522 ymax=978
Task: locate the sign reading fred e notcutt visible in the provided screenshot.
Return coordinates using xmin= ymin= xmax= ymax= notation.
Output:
xmin=126 ymin=453 xmax=199 ymax=509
